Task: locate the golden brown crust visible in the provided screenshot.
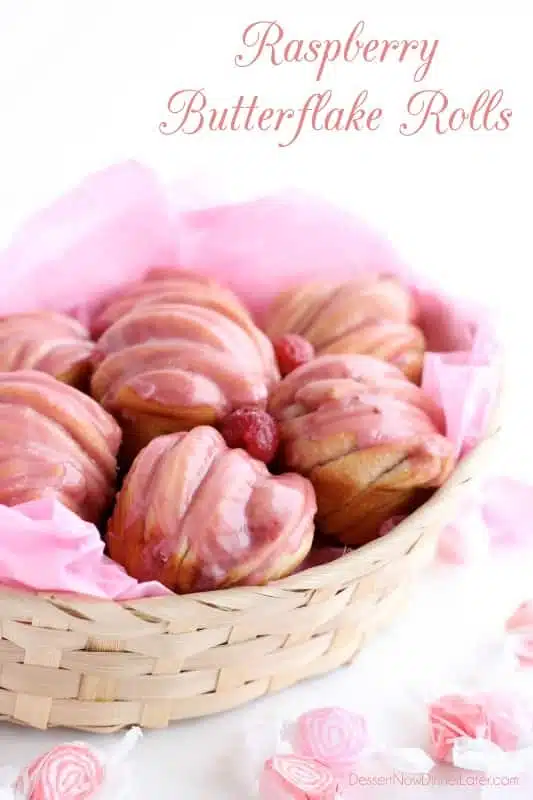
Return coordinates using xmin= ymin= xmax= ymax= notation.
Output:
xmin=0 ymin=311 xmax=95 ymax=389
xmin=90 ymin=273 xmax=280 ymax=463
xmin=107 ymin=427 xmax=317 ymax=592
xmin=0 ymin=370 xmax=121 ymax=523
xmin=264 ymin=276 xmax=424 ymax=383
xmin=270 ymin=358 xmax=454 ymax=547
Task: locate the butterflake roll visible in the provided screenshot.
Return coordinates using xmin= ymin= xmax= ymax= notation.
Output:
xmin=91 ymin=300 xmax=280 ymax=461
xmin=107 ymin=426 xmax=317 ymax=592
xmin=268 ymin=353 xmax=445 ymax=432
xmin=90 ymin=267 xmax=263 ymax=339
xmin=0 ymin=371 xmax=121 ymax=523
xmin=269 ymin=359 xmax=454 ymax=546
xmin=264 ymin=275 xmax=425 ymax=382
xmin=0 ymin=311 xmax=95 ymax=389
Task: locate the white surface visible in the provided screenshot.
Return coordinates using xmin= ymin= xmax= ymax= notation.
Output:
xmin=0 ymin=3 xmax=531 ymax=798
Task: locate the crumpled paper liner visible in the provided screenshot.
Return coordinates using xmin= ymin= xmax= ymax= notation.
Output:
xmin=0 ymin=499 xmax=168 ymax=599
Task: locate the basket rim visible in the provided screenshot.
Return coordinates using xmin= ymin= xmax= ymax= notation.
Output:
xmin=0 ymin=372 xmax=504 ymax=610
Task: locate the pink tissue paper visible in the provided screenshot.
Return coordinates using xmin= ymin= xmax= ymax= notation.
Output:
xmin=0 ymin=160 xmax=521 ymax=601
xmin=0 ymin=499 xmax=169 ymax=599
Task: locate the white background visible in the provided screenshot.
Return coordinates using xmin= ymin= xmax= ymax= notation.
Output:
xmin=0 ymin=2 xmax=532 ymax=797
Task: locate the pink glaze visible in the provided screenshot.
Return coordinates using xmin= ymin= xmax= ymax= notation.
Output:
xmin=0 ymin=311 xmax=90 ymax=340
xmin=269 ymin=353 xmax=445 ymax=431
xmin=107 ymin=426 xmax=316 ymax=592
xmin=125 ymin=368 xmax=227 ymax=410
xmin=265 ymin=279 xmax=425 ymax=388
xmin=0 ymin=371 xmax=121 ymax=522
xmin=91 ymin=300 xmax=278 ymax=421
xmin=280 ymin=394 xmax=441 ymax=450
xmin=90 ymin=270 xmax=278 ymax=378
xmin=0 ymin=405 xmax=109 ymax=519
xmin=92 ymin=340 xmax=270 ymax=415
xmin=263 ymin=277 xmax=424 ymax=381
xmin=0 ymin=311 xmax=94 ymax=380
xmin=0 ymin=371 xmax=120 ymax=474
xmin=91 ymin=271 xmax=242 ymax=336
xmin=95 ymin=303 xmax=271 ymax=376
xmin=265 ymin=276 xmax=417 ymax=342
xmin=275 ymin=387 xmax=454 ymax=505
xmin=319 ymin=317 xmax=423 ymax=358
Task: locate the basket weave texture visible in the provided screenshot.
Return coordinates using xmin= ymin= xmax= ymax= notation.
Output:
xmin=0 ymin=405 xmax=502 ymax=733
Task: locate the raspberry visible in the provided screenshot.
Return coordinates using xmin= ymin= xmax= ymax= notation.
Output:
xmin=221 ymin=407 xmax=279 ymax=464
xmin=273 ymin=334 xmax=315 ymax=376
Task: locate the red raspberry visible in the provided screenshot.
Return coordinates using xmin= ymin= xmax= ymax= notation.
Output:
xmin=221 ymin=407 xmax=279 ymax=464
xmin=273 ymin=334 xmax=315 ymax=376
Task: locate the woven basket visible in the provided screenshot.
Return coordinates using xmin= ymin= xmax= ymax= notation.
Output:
xmin=0 ymin=394 xmax=503 ymax=733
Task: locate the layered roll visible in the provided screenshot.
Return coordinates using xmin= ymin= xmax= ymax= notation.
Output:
xmin=264 ymin=275 xmax=425 ymax=383
xmin=269 ymin=354 xmax=454 ymax=546
xmin=0 ymin=311 xmax=95 ymax=389
xmin=0 ymin=371 xmax=121 ymax=522
xmin=107 ymin=426 xmax=316 ymax=592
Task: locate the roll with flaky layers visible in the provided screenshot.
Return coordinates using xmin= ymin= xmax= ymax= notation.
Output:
xmin=264 ymin=275 xmax=425 ymax=383
xmin=107 ymin=426 xmax=316 ymax=592
xmin=0 ymin=311 xmax=95 ymax=389
xmin=268 ymin=353 xmax=445 ymax=431
xmin=0 ymin=370 xmax=121 ymax=523
xmin=90 ymin=268 xmax=262 ymax=339
xmin=269 ymin=354 xmax=454 ymax=547
xmin=91 ymin=299 xmax=280 ymax=462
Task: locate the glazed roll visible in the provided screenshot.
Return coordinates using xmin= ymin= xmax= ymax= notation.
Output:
xmin=268 ymin=353 xmax=445 ymax=432
xmin=269 ymin=357 xmax=454 ymax=547
xmin=91 ymin=301 xmax=279 ymax=461
xmin=0 ymin=311 xmax=95 ymax=389
xmin=264 ymin=275 xmax=425 ymax=383
xmin=90 ymin=268 xmax=262 ymax=340
xmin=107 ymin=426 xmax=316 ymax=592
xmin=0 ymin=371 xmax=121 ymax=523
